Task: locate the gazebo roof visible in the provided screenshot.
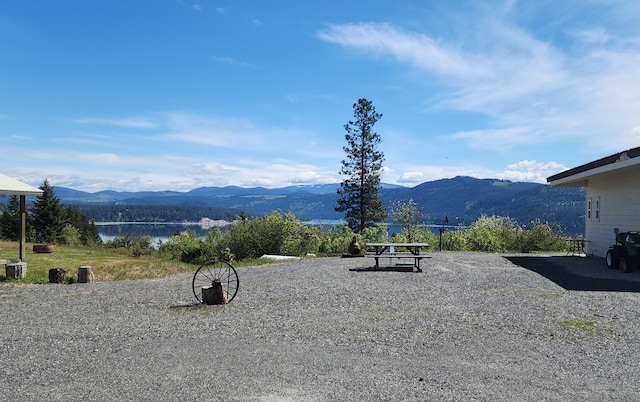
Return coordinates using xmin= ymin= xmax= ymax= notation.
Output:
xmin=0 ymin=173 xmax=43 ymax=196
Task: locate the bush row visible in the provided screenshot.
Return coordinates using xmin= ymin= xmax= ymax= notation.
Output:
xmin=440 ymin=215 xmax=567 ymax=253
xmin=137 ymin=212 xmax=569 ymax=265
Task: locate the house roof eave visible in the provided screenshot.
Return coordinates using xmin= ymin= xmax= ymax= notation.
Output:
xmin=547 ymin=146 xmax=640 ymax=188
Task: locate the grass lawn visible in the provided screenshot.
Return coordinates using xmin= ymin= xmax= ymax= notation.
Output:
xmin=0 ymin=240 xmax=197 ymax=284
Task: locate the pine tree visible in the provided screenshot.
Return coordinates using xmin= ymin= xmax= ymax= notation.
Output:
xmin=0 ymin=195 xmax=24 ymax=241
xmin=30 ymin=180 xmax=67 ymax=244
xmin=335 ymin=98 xmax=387 ymax=233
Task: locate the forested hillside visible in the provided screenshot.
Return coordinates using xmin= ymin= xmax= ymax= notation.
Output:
xmin=37 ymin=176 xmax=587 ymax=236
xmin=385 ymin=177 xmax=585 ymax=235
xmin=72 ymin=204 xmax=240 ymax=223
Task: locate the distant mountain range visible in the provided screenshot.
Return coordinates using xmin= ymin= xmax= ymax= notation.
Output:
xmin=50 ymin=176 xmax=586 ymax=236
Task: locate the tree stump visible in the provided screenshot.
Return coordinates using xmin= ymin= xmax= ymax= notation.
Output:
xmin=5 ymin=262 xmax=27 ymax=279
xmin=202 ymin=279 xmax=227 ymax=305
xmin=78 ymin=266 xmax=94 ymax=283
xmin=48 ymin=268 xmax=65 ymax=284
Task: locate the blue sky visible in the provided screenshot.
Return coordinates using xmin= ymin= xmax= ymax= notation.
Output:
xmin=2 ymin=0 xmax=640 ymax=192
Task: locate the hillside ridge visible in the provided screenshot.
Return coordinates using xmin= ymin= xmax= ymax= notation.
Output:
xmin=50 ymin=176 xmax=585 ymax=236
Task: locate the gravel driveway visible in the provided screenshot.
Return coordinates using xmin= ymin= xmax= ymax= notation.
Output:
xmin=2 ymin=252 xmax=640 ymax=401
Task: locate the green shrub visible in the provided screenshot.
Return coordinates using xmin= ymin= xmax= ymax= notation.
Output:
xmin=281 ymin=223 xmax=322 ymax=256
xmin=318 ymin=223 xmax=354 ymax=254
xmin=390 ymin=225 xmax=438 ymax=246
xmin=158 ymin=230 xmax=213 ymax=264
xmin=361 ymin=223 xmax=389 ymax=246
xmin=464 ymin=215 xmax=518 ymax=252
xmin=61 ymin=223 xmax=82 ymax=246
xmin=441 ymin=215 xmax=568 ymax=253
xmin=155 ymin=212 xmax=571 ymax=266
xmin=442 ymin=228 xmax=468 ymax=251
xmin=518 ymin=219 xmax=567 ymax=252
xmin=220 ymin=210 xmax=323 ymax=260
xmin=390 ymin=198 xmax=426 ymax=243
xmin=104 ymin=233 xmax=154 ymax=257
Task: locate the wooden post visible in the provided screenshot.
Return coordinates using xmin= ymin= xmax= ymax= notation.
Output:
xmin=202 ymin=279 xmax=227 ymax=304
xmin=19 ymin=195 xmax=26 ymax=262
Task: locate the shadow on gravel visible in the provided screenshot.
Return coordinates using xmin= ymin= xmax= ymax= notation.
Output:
xmin=505 ymin=256 xmax=640 ymax=292
xmin=349 ymin=266 xmax=418 ymax=273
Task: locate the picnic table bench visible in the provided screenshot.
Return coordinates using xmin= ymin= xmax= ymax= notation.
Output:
xmin=366 ymin=243 xmax=430 ymax=272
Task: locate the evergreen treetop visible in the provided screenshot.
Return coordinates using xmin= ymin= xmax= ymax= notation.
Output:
xmin=30 ymin=180 xmax=67 ymax=244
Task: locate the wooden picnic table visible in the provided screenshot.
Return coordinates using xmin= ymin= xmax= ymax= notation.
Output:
xmin=366 ymin=242 xmax=430 ymax=272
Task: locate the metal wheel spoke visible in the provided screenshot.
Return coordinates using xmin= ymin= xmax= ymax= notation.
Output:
xmin=192 ymin=260 xmax=239 ymax=303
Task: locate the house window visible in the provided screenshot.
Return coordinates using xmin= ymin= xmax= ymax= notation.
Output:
xmin=595 ymin=197 xmax=600 ymax=221
xmin=587 ymin=197 xmax=592 ymax=220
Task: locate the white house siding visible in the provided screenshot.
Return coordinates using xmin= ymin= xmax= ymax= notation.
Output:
xmin=585 ymin=167 xmax=640 ymax=257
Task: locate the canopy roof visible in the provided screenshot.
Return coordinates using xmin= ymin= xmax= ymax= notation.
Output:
xmin=0 ymin=173 xmax=43 ymax=196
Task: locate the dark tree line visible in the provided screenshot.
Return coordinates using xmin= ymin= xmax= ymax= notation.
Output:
xmin=0 ymin=180 xmax=101 ymax=246
xmin=0 ymin=195 xmax=21 ymax=241
xmin=72 ymin=204 xmax=239 ymax=223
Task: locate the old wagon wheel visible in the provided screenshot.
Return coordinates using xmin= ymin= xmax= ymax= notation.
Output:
xmin=192 ymin=259 xmax=239 ymax=303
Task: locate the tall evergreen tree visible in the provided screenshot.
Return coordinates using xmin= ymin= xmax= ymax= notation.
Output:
xmin=0 ymin=195 xmax=24 ymax=241
xmin=30 ymin=180 xmax=67 ymax=244
xmin=335 ymin=98 xmax=387 ymax=233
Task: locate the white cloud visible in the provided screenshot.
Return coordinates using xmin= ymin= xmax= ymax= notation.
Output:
xmin=182 ymin=163 xmax=240 ymax=176
xmin=10 ymin=134 xmax=32 ymax=140
xmin=76 ymin=152 xmax=121 ymax=164
xmin=40 ymin=109 xmax=341 ymax=191
xmin=162 ymin=112 xmax=266 ymax=149
xmin=393 ymin=164 xmax=495 ymax=185
xmin=318 ymin=23 xmax=481 ymax=79
xmin=390 ymin=159 xmax=565 ymax=186
xmin=572 ymin=27 xmax=611 ymax=44
xmin=496 ymin=160 xmax=566 ymax=183
xmin=211 ymin=56 xmax=256 ymax=68
xmin=396 ymin=171 xmax=430 ymax=184
xmin=73 ymin=117 xmax=158 ymax=129
xmin=280 ymin=165 xmax=338 ymax=185
xmin=318 ymin=14 xmax=640 ymax=155
xmin=318 ymin=21 xmax=565 ymax=109
xmin=449 ymin=127 xmax=539 ymax=151
xmin=160 ymin=111 xmax=327 ymax=158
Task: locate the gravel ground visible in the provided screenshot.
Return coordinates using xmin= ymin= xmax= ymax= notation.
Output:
xmin=2 ymin=252 xmax=640 ymax=401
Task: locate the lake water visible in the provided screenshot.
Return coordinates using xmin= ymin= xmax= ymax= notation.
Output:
xmin=97 ymin=221 xmax=448 ymax=247
xmin=97 ymin=223 xmax=225 ymax=247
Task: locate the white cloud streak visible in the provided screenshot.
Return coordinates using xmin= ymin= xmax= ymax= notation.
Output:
xmin=317 ymin=12 xmax=640 ymax=154
xmin=73 ymin=117 xmax=158 ymax=129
